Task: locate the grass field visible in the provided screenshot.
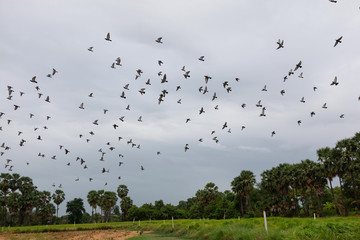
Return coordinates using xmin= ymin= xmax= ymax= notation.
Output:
xmin=1 ymin=217 xmax=360 ymax=240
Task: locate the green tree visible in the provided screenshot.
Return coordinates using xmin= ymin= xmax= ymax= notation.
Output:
xmin=0 ymin=173 xmax=11 ymax=225
xmin=66 ymin=198 xmax=86 ymax=223
xmin=117 ymin=185 xmax=129 ymax=199
xmin=336 ymin=134 xmax=360 ymax=211
xmin=231 ymin=171 xmax=256 ymax=216
xmin=101 ymin=191 xmax=118 ymax=222
xmin=52 ymin=189 xmax=65 ymax=218
xmin=87 ymin=190 xmax=99 ymax=222
xmin=37 ymin=191 xmax=56 ymax=224
xmin=317 ymin=147 xmax=340 ymax=215
xmin=6 ymin=192 xmax=21 ymax=225
xmin=17 ymin=176 xmax=38 ymax=225
xmin=120 ymin=196 xmax=133 ymax=221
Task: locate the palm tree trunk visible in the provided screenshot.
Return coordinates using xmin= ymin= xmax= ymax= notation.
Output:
xmin=339 ymin=177 xmax=348 ymax=216
xmin=349 ymin=170 xmax=360 ymax=211
xmin=248 ymin=195 xmax=252 ymax=212
xmin=328 ymin=178 xmax=340 ymax=215
xmin=314 ymin=190 xmax=324 ymax=216
xmin=240 ymin=196 xmax=244 ymax=217
xmin=91 ymin=207 xmax=94 ymax=223
xmin=310 ymin=189 xmax=316 ymax=211
xmin=56 ymin=205 xmax=59 ymax=218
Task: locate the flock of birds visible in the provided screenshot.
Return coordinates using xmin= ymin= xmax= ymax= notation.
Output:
xmin=1 ymin=21 xmax=359 ymax=190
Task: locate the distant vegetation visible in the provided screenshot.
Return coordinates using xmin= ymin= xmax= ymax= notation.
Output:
xmin=1 ymin=132 xmax=359 ymax=226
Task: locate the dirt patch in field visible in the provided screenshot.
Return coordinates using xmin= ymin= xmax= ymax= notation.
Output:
xmin=0 ymin=229 xmax=153 ymax=240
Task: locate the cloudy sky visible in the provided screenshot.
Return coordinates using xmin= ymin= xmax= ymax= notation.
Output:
xmin=1 ymin=1 xmax=359 ymax=215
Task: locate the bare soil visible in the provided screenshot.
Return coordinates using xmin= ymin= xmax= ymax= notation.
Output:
xmin=0 ymin=230 xmax=153 ymax=240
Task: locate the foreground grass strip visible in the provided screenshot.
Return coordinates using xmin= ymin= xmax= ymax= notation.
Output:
xmin=1 ymin=217 xmax=360 ymax=240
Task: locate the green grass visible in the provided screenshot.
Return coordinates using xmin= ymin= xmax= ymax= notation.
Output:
xmin=1 ymin=217 xmax=360 ymax=240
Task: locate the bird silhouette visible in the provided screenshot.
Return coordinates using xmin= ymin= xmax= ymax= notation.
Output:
xmin=204 ymin=75 xmax=212 ymax=84
xmin=30 ymin=76 xmax=37 ymax=83
xmin=120 ymin=91 xmax=126 ymax=99
xmin=260 ymin=107 xmax=266 ymax=117
xmin=294 ymin=61 xmax=302 ymax=71
xmin=198 ymin=56 xmax=205 ymax=61
xmin=139 ymin=88 xmax=146 ymax=95
xmin=334 ymin=36 xmax=342 ymax=47
xmin=185 ymin=144 xmax=189 ymax=152
xmin=105 ymin=33 xmax=112 ymax=41
xmin=276 ymin=39 xmax=284 ymax=49
xmin=331 ymin=76 xmax=339 ymax=86
xmin=88 ymin=47 xmax=94 ymax=52
xmin=256 ymin=100 xmax=262 ymax=107
xmin=155 ymin=37 xmax=163 ymax=43
xmin=115 ymin=57 xmax=122 ymax=66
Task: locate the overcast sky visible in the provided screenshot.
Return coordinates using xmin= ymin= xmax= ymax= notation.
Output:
xmin=1 ymin=0 xmax=359 ymax=216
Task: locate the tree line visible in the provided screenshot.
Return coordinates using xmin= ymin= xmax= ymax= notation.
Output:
xmin=1 ymin=132 xmax=359 ymax=225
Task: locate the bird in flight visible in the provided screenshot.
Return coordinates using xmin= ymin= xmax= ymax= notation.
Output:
xmin=115 ymin=57 xmax=122 ymax=66
xmin=276 ymin=39 xmax=284 ymax=49
xmin=260 ymin=107 xmax=266 ymax=117
xmin=256 ymin=100 xmax=262 ymax=107
xmin=331 ymin=76 xmax=339 ymax=86
xmin=334 ymin=36 xmax=342 ymax=47
xmin=88 ymin=46 xmax=94 ymax=52
xmin=79 ymin=103 xmax=84 ymax=109
xmin=105 ymin=33 xmax=112 ymax=41
xmin=294 ymin=61 xmax=302 ymax=71
xmin=155 ymin=37 xmax=163 ymax=44
xmin=30 ymin=76 xmax=37 ymax=83
xmin=198 ymin=56 xmax=205 ymax=61
xmin=185 ymin=144 xmax=189 ymax=152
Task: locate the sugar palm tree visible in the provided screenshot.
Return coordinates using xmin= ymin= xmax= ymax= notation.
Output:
xmin=52 ymin=189 xmax=65 ymax=218
xmin=101 ymin=191 xmax=118 ymax=222
xmin=336 ymin=137 xmax=360 ymax=211
xmin=231 ymin=171 xmax=256 ymax=216
xmin=317 ymin=147 xmax=340 ymax=215
xmin=6 ymin=192 xmax=21 ymax=225
xmin=117 ymin=185 xmax=129 ymax=199
xmin=87 ymin=190 xmax=99 ymax=222
xmin=0 ymin=173 xmax=11 ymax=225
